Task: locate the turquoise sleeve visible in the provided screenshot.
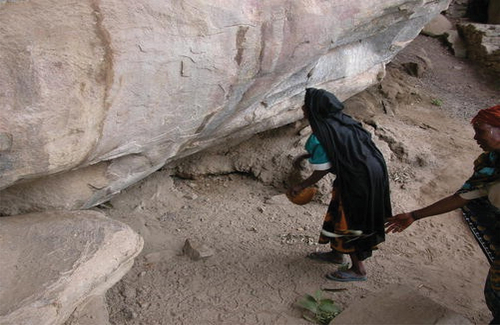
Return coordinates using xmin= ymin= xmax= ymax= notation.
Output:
xmin=305 ymin=134 xmax=332 ymax=168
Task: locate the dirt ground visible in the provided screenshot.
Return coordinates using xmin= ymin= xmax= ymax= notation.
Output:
xmin=102 ymin=35 xmax=500 ymax=324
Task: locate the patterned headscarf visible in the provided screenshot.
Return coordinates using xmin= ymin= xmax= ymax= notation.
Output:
xmin=471 ymin=105 xmax=500 ymax=127
xmin=458 ymin=105 xmax=500 ymax=191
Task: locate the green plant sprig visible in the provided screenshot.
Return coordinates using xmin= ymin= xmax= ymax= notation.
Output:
xmin=297 ymin=290 xmax=341 ymax=325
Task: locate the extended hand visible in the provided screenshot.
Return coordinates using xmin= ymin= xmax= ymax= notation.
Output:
xmin=385 ymin=212 xmax=415 ymax=233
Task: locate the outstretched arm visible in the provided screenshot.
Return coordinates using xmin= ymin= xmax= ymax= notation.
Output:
xmin=385 ymin=193 xmax=470 ymax=233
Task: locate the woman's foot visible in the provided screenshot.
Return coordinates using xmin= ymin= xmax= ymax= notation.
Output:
xmin=307 ymin=251 xmax=345 ymax=264
xmin=325 ymin=269 xmax=367 ymax=282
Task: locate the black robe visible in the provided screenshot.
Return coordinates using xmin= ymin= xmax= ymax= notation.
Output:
xmin=305 ymin=88 xmax=392 ymax=257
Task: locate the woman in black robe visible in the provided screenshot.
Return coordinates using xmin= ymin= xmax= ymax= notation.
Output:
xmin=288 ymin=88 xmax=392 ymax=281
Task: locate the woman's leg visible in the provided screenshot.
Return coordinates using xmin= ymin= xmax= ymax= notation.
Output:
xmin=349 ymin=253 xmax=366 ymax=276
xmin=309 ymin=188 xmax=347 ymax=264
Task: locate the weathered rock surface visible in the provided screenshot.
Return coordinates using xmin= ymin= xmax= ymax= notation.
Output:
xmin=0 ymin=210 xmax=144 ymax=325
xmin=63 ymin=295 xmax=110 ymax=325
xmin=421 ymin=14 xmax=454 ymax=36
xmin=0 ymin=0 xmax=451 ymax=213
xmin=444 ymin=29 xmax=468 ymax=58
xmin=458 ymin=22 xmax=500 ymax=73
xmin=182 ymin=238 xmax=215 ymax=261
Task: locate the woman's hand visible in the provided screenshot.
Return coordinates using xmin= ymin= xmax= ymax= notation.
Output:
xmin=385 ymin=212 xmax=415 ymax=233
xmin=385 ymin=195 xmax=469 ymax=234
xmin=288 ymin=170 xmax=328 ymax=197
xmin=293 ymin=154 xmax=311 ymax=170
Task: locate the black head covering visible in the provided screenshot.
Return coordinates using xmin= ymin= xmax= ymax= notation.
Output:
xmin=304 ymin=88 xmax=392 ymax=259
xmin=305 ymin=88 xmax=345 ymax=117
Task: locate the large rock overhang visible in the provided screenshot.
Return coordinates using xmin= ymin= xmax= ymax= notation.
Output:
xmin=0 ymin=0 xmax=451 ymax=212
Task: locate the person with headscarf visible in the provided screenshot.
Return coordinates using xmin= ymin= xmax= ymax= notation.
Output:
xmin=386 ymin=105 xmax=500 ymax=324
xmin=288 ymin=88 xmax=392 ymax=282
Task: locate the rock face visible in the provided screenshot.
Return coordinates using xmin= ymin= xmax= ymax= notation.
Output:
xmin=0 ymin=0 xmax=451 ymax=213
xmin=0 ymin=210 xmax=143 ymax=325
xmin=458 ymin=22 xmax=500 ymax=74
xmin=421 ymin=14 xmax=453 ymax=36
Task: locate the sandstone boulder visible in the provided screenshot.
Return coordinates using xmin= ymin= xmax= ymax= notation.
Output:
xmin=0 ymin=210 xmax=143 ymax=325
xmin=458 ymin=22 xmax=500 ymax=74
xmin=422 ymin=14 xmax=454 ymax=37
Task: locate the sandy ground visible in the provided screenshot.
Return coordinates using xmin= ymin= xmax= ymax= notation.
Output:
xmin=101 ymin=35 xmax=500 ymax=324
